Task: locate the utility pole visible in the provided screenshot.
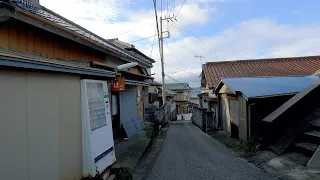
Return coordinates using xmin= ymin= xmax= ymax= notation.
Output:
xmin=160 ymin=16 xmax=165 ymax=105
xmin=194 ymin=55 xmax=205 ymax=65
xmin=160 ymin=15 xmax=175 ymax=105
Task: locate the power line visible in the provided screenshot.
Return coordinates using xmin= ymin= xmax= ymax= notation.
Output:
xmin=128 ymin=34 xmax=157 ymax=43
xmin=174 ymin=21 xmax=226 ymax=61
xmin=194 ymin=55 xmax=204 ymax=65
xmin=109 ymin=23 xmax=154 ymax=37
xmin=150 ymin=29 xmax=157 ymax=58
xmin=165 ymin=74 xmax=185 ymax=85
xmin=168 ymin=29 xmax=201 ymax=57
xmin=165 ymin=74 xmax=202 ymax=93
xmin=175 ymin=0 xmax=187 ymax=19
xmin=171 ymin=22 xmax=224 ymax=61
xmin=175 ymin=21 xmax=225 ymax=60
xmin=167 ymin=0 xmax=169 ymax=16
xmin=161 ymin=0 xmax=163 ymax=17
xmin=164 ymin=62 xmax=200 ymax=77
xmin=167 ymin=37 xmax=196 ymax=57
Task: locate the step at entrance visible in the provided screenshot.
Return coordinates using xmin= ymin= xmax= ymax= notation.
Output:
xmin=295 ymin=142 xmax=319 ymax=152
xmin=305 ymin=130 xmax=320 ymax=138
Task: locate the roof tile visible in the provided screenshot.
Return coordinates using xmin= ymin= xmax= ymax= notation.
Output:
xmin=203 ymin=56 xmax=320 ymax=88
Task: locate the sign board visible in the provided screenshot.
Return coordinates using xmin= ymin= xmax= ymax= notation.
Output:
xmin=111 ymin=77 xmax=125 ymax=92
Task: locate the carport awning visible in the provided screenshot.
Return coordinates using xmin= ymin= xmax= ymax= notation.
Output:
xmin=0 ymin=48 xmax=118 ymax=78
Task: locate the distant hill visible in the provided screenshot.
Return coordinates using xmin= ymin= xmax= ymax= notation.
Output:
xmin=191 ymin=87 xmax=201 ymax=96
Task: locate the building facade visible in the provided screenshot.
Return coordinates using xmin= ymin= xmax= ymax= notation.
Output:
xmin=0 ymin=1 xmax=153 ymax=179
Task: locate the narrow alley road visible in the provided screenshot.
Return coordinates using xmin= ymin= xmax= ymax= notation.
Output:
xmin=146 ymin=121 xmax=277 ymax=180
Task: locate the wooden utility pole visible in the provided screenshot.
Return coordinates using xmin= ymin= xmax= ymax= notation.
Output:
xmin=160 ymin=15 xmax=174 ymax=105
xmin=160 ymin=17 xmax=167 ymax=105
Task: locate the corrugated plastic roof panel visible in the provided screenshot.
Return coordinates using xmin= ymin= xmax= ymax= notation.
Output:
xmin=221 ymin=76 xmax=319 ymax=99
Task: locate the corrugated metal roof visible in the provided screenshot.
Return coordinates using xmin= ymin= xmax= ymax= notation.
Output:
xmin=220 ymin=76 xmax=318 ymax=99
xmin=166 ymin=83 xmax=191 ymax=90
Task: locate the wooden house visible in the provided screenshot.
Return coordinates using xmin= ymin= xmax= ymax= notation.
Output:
xmin=0 ymin=1 xmax=153 ymax=179
xmin=214 ymin=76 xmax=318 ymax=142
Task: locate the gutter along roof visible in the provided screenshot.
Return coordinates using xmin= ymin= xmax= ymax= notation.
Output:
xmin=90 ymin=61 xmax=153 ymax=79
xmin=0 ymin=48 xmax=118 ymax=77
xmin=2 ymin=1 xmax=153 ymax=68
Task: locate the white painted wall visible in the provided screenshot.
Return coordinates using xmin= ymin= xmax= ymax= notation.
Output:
xmin=0 ymin=70 xmax=82 ymax=180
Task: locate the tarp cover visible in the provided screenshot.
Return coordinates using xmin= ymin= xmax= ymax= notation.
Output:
xmin=221 ymin=76 xmax=318 ymax=99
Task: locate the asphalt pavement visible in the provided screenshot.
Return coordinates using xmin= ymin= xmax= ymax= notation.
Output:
xmin=146 ymin=121 xmax=277 ymax=180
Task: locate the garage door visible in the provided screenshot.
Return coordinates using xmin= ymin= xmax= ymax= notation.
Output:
xmin=120 ymin=86 xmax=144 ymax=137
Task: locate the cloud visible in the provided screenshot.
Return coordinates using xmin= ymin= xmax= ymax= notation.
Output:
xmin=40 ymin=1 xmax=320 ymax=88
xmin=144 ymin=18 xmax=320 ymax=87
xmin=41 ymin=0 xmax=216 ymax=43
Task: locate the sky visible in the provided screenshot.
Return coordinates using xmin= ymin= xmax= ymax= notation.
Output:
xmin=40 ymin=0 xmax=320 ymax=87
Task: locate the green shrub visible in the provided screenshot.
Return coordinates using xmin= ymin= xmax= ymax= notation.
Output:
xmin=115 ymin=167 xmax=133 ymax=180
xmin=236 ymin=136 xmax=262 ymax=158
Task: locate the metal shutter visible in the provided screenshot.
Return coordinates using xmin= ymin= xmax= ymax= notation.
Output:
xmin=120 ymin=86 xmax=144 ymax=137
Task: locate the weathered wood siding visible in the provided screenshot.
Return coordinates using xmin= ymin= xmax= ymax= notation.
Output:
xmin=0 ymin=19 xmax=105 ymax=63
xmin=238 ymin=96 xmax=248 ymax=142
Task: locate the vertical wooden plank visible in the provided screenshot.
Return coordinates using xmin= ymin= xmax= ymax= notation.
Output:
xmin=9 ymin=26 xmax=19 ymax=50
xmin=66 ymin=44 xmax=72 ymax=60
xmin=74 ymin=45 xmax=80 ymax=60
xmin=40 ymin=36 xmax=48 ymax=57
xmin=34 ymin=34 xmax=42 ymax=55
xmin=18 ymin=29 xmax=28 ymax=52
xmin=0 ymin=23 xmax=9 ymax=48
xmin=26 ymin=30 xmax=35 ymax=54
xmin=47 ymin=36 xmax=54 ymax=58
xmin=59 ymin=39 xmax=66 ymax=60
xmin=53 ymin=39 xmax=59 ymax=58
xmin=67 ymin=45 xmax=73 ymax=60
xmin=54 ymin=40 xmax=64 ymax=59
